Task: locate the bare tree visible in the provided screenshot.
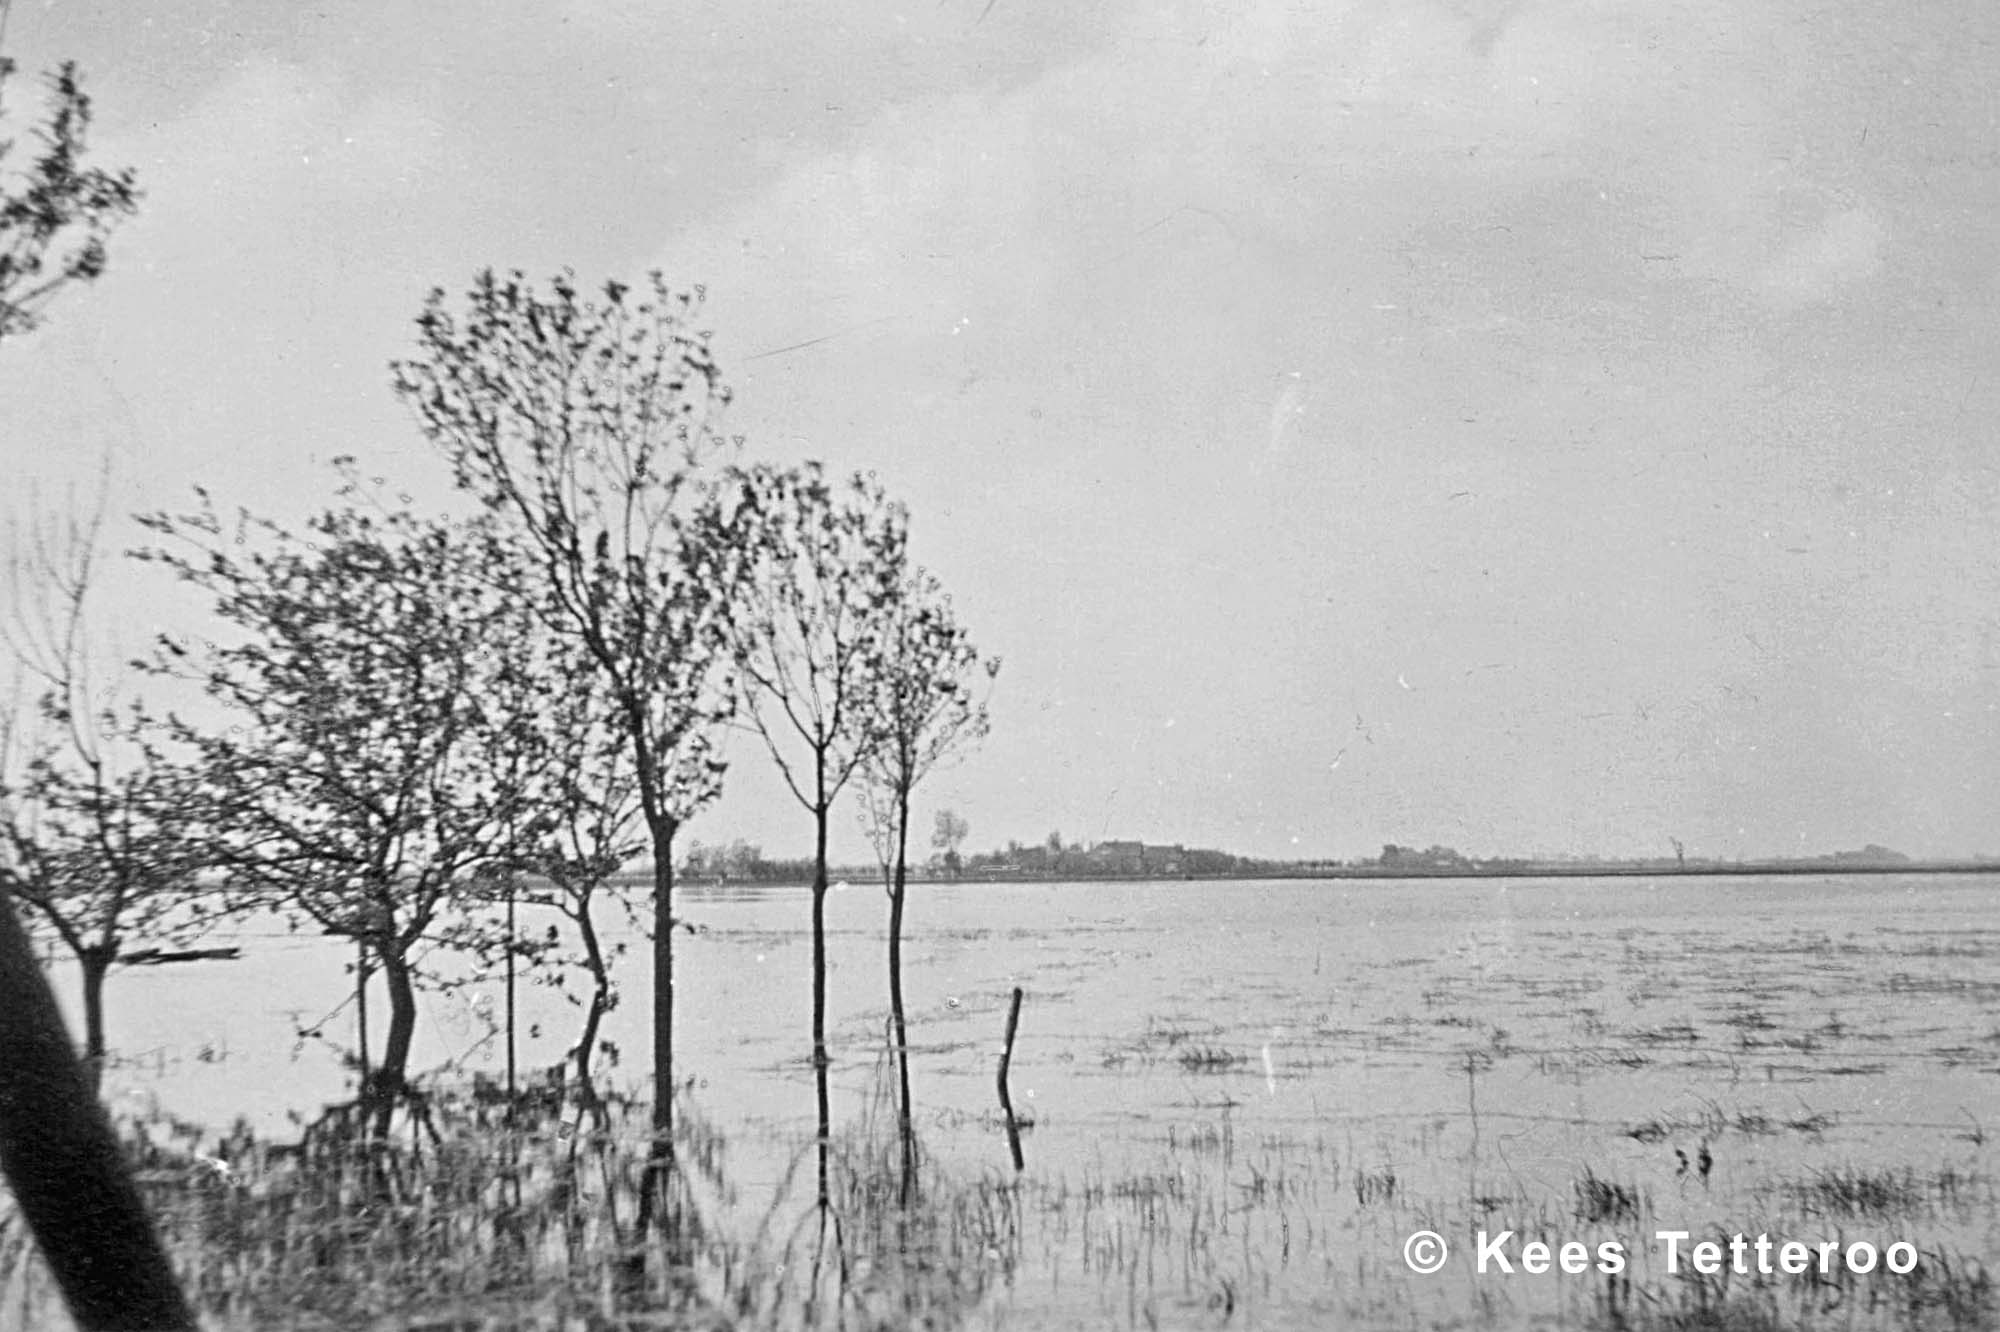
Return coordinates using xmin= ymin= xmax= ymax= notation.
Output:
xmin=136 ymin=497 xmax=552 ymax=1133
xmin=391 ymin=269 xmax=743 ymax=1242
xmin=0 ymin=484 xmax=219 ymax=1089
xmin=721 ymin=460 xmax=907 ymax=1211
xmin=856 ymin=568 xmax=995 ymax=1202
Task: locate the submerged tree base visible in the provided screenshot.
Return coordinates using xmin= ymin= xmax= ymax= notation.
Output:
xmin=0 ymin=1064 xmax=1014 ymax=1332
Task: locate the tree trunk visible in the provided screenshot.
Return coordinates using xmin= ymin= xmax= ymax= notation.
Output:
xmin=372 ymin=947 xmax=418 ymax=1137
xmin=572 ymin=895 xmax=610 ymax=1099
xmin=812 ymin=786 xmax=831 ymax=1211
xmin=0 ymin=897 xmax=196 ymax=1332
xmin=651 ymin=822 xmax=676 ymax=1145
xmin=78 ymin=947 xmax=111 ymax=1096
xmin=889 ymin=784 xmax=916 ymax=1205
xmin=632 ymin=814 xmax=679 ymax=1261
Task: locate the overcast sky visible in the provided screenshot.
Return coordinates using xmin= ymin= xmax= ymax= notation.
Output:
xmin=3 ymin=0 xmax=1996 ymax=862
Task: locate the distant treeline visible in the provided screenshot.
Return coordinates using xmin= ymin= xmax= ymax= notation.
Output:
xmin=660 ymin=838 xmax=1985 ymax=886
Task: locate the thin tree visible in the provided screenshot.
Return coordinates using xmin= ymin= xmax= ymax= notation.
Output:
xmin=0 ymin=485 xmax=219 ymax=1090
xmin=136 ymin=498 xmax=552 ymax=1134
xmin=423 ymin=553 xmax=648 ymax=1125
xmin=0 ymin=40 xmax=162 ymax=1077
xmin=513 ymin=635 xmax=647 ymax=1117
xmin=856 ymin=568 xmax=995 ymax=1203
xmin=391 ymin=270 xmax=743 ymax=1245
xmin=0 ymin=46 xmax=159 ymax=1084
xmin=721 ymin=461 xmax=907 ymax=1213
xmin=0 ymin=29 xmax=191 ymax=1329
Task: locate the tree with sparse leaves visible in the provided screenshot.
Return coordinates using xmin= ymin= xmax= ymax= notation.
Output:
xmin=507 ymin=634 xmax=648 ymax=1112
xmin=136 ymin=496 xmax=553 ymax=1133
xmin=0 ymin=51 xmax=137 ymax=339
xmin=856 ymin=569 xmax=994 ymax=1203
xmin=720 ymin=460 xmax=907 ymax=1209
xmin=391 ymin=269 xmax=745 ymax=1241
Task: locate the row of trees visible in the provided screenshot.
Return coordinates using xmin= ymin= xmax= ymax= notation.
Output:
xmin=0 ymin=50 xmax=998 ymax=1249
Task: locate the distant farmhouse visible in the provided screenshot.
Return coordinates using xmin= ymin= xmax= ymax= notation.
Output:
xmin=1084 ymin=840 xmax=1185 ymax=875
xmin=1376 ymin=843 xmax=1469 ymax=871
xmin=1825 ymin=844 xmax=1912 ymax=866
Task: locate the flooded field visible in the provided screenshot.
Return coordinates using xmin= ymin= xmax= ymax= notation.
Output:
xmin=63 ymin=873 xmax=2000 ymax=1328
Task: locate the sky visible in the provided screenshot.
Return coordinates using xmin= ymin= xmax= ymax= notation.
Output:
xmin=1 ymin=0 xmax=1997 ymax=863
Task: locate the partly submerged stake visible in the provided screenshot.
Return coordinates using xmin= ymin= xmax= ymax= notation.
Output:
xmin=996 ymin=985 xmax=1026 ymax=1171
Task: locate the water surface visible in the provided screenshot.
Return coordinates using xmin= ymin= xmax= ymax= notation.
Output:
xmin=74 ymin=874 xmax=2000 ymax=1327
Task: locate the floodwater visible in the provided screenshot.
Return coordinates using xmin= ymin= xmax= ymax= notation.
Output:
xmin=69 ymin=873 xmax=2000 ymax=1328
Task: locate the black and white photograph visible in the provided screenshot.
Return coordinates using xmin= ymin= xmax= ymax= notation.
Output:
xmin=2 ymin=1 xmax=1997 ymax=1327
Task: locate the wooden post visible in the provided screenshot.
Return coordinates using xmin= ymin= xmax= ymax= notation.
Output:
xmin=356 ymin=939 xmax=370 ymax=1097
xmin=0 ymin=895 xmax=196 ymax=1331
xmin=996 ymin=985 xmax=1025 ymax=1172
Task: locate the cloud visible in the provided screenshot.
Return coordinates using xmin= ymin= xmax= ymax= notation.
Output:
xmin=1761 ymin=205 xmax=1886 ymax=308
xmin=119 ymin=58 xmax=447 ymax=223
xmin=8 ymin=0 xmax=1989 ymax=859
xmin=658 ymin=0 xmax=1849 ymax=389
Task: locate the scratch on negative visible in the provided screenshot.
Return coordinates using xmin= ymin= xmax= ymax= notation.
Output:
xmin=746 ymin=315 xmax=896 ymax=362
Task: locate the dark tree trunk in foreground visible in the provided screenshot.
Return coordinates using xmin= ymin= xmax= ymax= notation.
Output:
xmin=0 ymin=896 xmax=195 ymax=1332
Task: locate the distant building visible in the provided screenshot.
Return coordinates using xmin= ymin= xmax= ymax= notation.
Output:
xmin=1378 ymin=843 xmax=1468 ymax=871
xmin=1828 ymin=844 xmax=1911 ymax=865
xmin=1082 ymin=840 xmax=1185 ymax=874
xmin=1086 ymin=840 xmax=1144 ymax=873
